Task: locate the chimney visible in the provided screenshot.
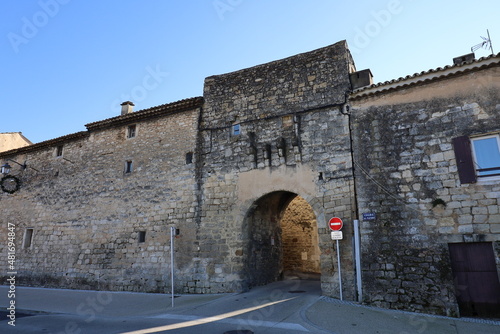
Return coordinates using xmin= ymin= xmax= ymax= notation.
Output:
xmin=121 ymin=101 xmax=135 ymax=115
xmin=349 ymin=69 xmax=374 ymax=90
xmin=453 ymin=52 xmax=475 ymax=65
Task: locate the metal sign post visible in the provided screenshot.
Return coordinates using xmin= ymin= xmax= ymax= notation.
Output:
xmin=354 ymin=219 xmax=362 ymax=302
xmin=170 ymin=226 xmax=175 ymax=308
xmin=336 ymin=239 xmax=343 ymax=301
xmin=329 ymin=217 xmax=344 ymax=301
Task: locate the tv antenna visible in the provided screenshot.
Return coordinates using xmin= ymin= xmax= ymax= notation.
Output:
xmin=471 ymin=29 xmax=494 ymax=55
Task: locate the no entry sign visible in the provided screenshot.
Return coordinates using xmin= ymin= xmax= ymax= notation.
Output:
xmin=329 ymin=217 xmax=343 ymax=231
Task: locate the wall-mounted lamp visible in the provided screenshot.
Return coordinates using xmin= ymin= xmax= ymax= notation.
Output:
xmin=1 ymin=160 xmax=27 ymax=175
xmin=1 ymin=160 xmax=28 ymax=194
xmin=1 ymin=163 xmax=11 ymax=175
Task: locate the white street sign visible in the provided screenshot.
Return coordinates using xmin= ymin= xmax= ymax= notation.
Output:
xmin=331 ymin=231 xmax=343 ymax=240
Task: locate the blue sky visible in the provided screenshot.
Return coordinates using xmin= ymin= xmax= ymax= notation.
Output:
xmin=2 ymin=0 xmax=499 ymax=144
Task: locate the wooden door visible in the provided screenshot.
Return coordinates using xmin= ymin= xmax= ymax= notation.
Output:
xmin=448 ymin=242 xmax=500 ymax=318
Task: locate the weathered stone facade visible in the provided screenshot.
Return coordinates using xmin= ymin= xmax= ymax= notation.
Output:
xmin=196 ymin=41 xmax=357 ymax=297
xmin=350 ymin=60 xmax=500 ymax=316
xmin=1 ymin=40 xmax=499 ymax=317
xmin=0 ymin=99 xmax=202 ymax=292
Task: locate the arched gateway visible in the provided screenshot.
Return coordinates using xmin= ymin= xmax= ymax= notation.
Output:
xmin=241 ymin=191 xmax=321 ymax=289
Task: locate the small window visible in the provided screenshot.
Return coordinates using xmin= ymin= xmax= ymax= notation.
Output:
xmin=471 ymin=135 xmax=500 ymax=178
xmin=186 ymin=152 xmax=193 ymax=164
xmin=23 ymin=228 xmax=34 ymax=249
xmin=56 ymin=145 xmax=63 ymax=157
xmin=232 ymin=124 xmax=241 ymax=136
xmin=138 ymin=231 xmax=146 ymax=243
xmin=125 ymin=160 xmax=133 ymax=173
xmin=127 ymin=125 xmax=137 ymax=138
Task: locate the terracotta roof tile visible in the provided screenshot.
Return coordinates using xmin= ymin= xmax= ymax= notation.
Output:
xmin=350 ymin=53 xmax=500 ymax=100
xmin=0 ymin=97 xmax=204 ymax=157
xmin=86 ymin=97 xmax=203 ymax=131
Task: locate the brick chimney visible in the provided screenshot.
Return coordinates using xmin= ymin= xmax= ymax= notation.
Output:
xmin=121 ymin=101 xmax=135 ymax=115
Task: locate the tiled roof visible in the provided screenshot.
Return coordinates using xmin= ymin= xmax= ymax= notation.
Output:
xmin=0 ymin=97 xmax=204 ymax=157
xmin=86 ymin=97 xmax=204 ymax=131
xmin=350 ymin=53 xmax=500 ymax=100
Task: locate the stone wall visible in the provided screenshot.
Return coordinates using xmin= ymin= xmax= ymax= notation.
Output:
xmin=350 ymin=65 xmax=500 ymax=316
xmin=3 ymin=41 xmax=497 ymax=317
xmin=0 ymin=104 xmax=201 ymax=292
xmin=196 ymin=40 xmax=358 ymax=298
xmin=0 ymin=42 xmax=359 ymax=300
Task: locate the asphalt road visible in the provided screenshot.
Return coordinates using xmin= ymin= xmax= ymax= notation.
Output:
xmin=2 ymin=279 xmax=500 ymax=333
xmin=0 ymin=279 xmax=327 ymax=334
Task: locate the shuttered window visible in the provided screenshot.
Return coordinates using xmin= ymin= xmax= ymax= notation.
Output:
xmin=452 ymin=136 xmax=477 ymax=184
xmin=453 ymin=134 xmax=500 ymax=184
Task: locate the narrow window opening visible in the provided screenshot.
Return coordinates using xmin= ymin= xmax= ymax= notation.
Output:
xmin=23 ymin=228 xmax=34 ymax=249
xmin=265 ymin=144 xmax=272 ymax=161
xmin=138 ymin=231 xmax=146 ymax=243
xmin=56 ymin=145 xmax=63 ymax=157
xmin=125 ymin=160 xmax=133 ymax=173
xmin=127 ymin=125 xmax=137 ymax=138
xmin=186 ymin=152 xmax=193 ymax=164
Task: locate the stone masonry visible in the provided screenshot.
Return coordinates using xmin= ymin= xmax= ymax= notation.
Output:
xmin=1 ymin=41 xmax=499 ymax=317
xmin=350 ymin=61 xmax=500 ymax=316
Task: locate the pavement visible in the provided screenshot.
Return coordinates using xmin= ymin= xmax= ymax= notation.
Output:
xmin=1 ymin=279 xmax=500 ymax=333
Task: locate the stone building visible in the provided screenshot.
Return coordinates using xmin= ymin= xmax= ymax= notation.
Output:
xmin=1 ymin=40 xmax=499 ymax=318
xmin=0 ymin=132 xmax=32 ymax=153
xmin=350 ymin=53 xmax=500 ymax=317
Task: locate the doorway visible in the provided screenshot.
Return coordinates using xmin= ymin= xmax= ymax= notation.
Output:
xmin=242 ymin=192 xmax=320 ymax=289
xmin=448 ymin=242 xmax=500 ymax=318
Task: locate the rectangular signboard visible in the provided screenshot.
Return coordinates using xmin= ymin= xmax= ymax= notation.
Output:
xmin=331 ymin=231 xmax=343 ymax=240
xmin=363 ymin=213 xmax=377 ymax=221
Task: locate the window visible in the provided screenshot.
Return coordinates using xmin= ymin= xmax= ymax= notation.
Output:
xmin=453 ymin=134 xmax=500 ymax=184
xmin=127 ymin=125 xmax=137 ymax=138
xmin=138 ymin=231 xmax=146 ymax=243
xmin=186 ymin=152 xmax=193 ymax=164
xmin=471 ymin=135 xmax=500 ymax=178
xmin=23 ymin=228 xmax=34 ymax=249
xmin=56 ymin=145 xmax=63 ymax=157
xmin=232 ymin=124 xmax=241 ymax=136
xmin=125 ymin=160 xmax=133 ymax=173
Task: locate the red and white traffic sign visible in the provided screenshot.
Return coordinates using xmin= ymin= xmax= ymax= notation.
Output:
xmin=329 ymin=217 xmax=343 ymax=231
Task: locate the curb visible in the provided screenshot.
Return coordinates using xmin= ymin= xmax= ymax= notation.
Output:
xmin=320 ymin=296 xmax=500 ymax=326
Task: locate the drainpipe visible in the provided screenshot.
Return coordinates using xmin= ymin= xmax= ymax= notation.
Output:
xmin=341 ymin=91 xmax=363 ymax=303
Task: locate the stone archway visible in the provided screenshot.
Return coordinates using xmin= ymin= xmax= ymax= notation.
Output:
xmin=242 ymin=191 xmax=319 ymax=289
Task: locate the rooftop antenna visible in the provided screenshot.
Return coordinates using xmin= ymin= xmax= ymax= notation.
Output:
xmin=471 ymin=29 xmax=494 ymax=55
